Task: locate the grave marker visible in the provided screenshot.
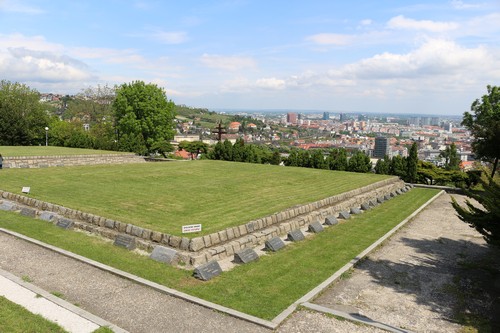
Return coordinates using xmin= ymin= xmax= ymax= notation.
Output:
xmin=0 ymin=201 xmax=17 ymax=211
xmin=56 ymin=218 xmax=74 ymax=230
xmin=39 ymin=211 xmax=56 ymax=222
xmin=377 ymin=197 xmax=385 ymax=203
xmin=150 ymin=246 xmax=177 ymax=264
xmin=369 ymin=200 xmax=378 ymax=207
xmin=114 ymin=234 xmax=136 ymax=250
xmin=20 ymin=207 xmax=36 ymax=218
xmin=350 ymin=207 xmax=362 ymax=215
xmin=234 ymin=248 xmax=259 ymax=264
xmin=361 ymin=202 xmax=370 ymax=210
xmin=324 ymin=215 xmax=338 ymax=226
xmin=265 ymin=237 xmax=286 ymax=252
xmin=193 ymin=260 xmax=223 ymax=281
xmin=308 ymin=221 xmax=324 ymax=233
xmin=338 ymin=211 xmax=351 ymax=219
xmin=384 ymin=194 xmax=391 ymax=201
xmin=287 ymin=229 xmax=305 ymax=242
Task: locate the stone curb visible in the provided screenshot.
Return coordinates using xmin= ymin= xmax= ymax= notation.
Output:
xmin=271 ymin=190 xmax=445 ymax=325
xmin=0 ymin=267 xmax=128 ymax=333
xmin=0 ymin=228 xmax=278 ymax=330
xmin=301 ymin=302 xmax=414 ymax=333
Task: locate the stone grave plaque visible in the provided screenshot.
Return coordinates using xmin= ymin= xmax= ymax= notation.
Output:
xmin=193 ymin=260 xmax=223 ymax=281
xmin=401 ymin=187 xmax=407 ymax=193
xmin=390 ymin=191 xmax=397 ymax=197
xmin=308 ymin=221 xmax=324 ymax=233
xmin=234 ymin=248 xmax=259 ymax=264
xmin=324 ymin=215 xmax=338 ymax=226
xmin=287 ymin=229 xmax=305 ymax=242
xmin=396 ymin=189 xmax=402 ymax=195
xmin=350 ymin=207 xmax=362 ymax=215
xmin=265 ymin=237 xmax=286 ymax=252
xmin=338 ymin=210 xmax=351 ymax=219
xmin=20 ymin=207 xmax=36 ymax=218
xmin=150 ymin=246 xmax=177 ymax=264
xmin=114 ymin=234 xmax=136 ymax=250
xmin=384 ymin=194 xmax=391 ymax=201
xmin=377 ymin=197 xmax=385 ymax=203
xmin=361 ymin=202 xmax=370 ymax=211
xmin=0 ymin=201 xmax=17 ymax=211
xmin=39 ymin=211 xmax=56 ymax=222
xmin=56 ymin=218 xmax=74 ymax=230
xmin=369 ymin=200 xmax=378 ymax=207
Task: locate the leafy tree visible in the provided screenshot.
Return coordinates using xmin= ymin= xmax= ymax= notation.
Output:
xmin=210 ymin=141 xmax=224 ymax=160
xmin=270 ymin=150 xmax=281 ymax=165
xmin=298 ymin=149 xmax=311 ymax=168
xmin=440 ymin=143 xmax=461 ymax=171
xmin=462 ymin=85 xmax=500 ymax=178
xmin=221 ymin=139 xmax=233 ymax=161
xmin=0 ymin=80 xmax=49 ymax=145
xmin=178 ymin=141 xmax=208 ymax=160
xmin=347 ymin=151 xmax=372 ymax=173
xmin=452 ymin=176 xmax=500 ymax=246
xmin=327 ymin=148 xmax=348 ymax=171
xmin=375 ymin=155 xmax=391 ymax=175
xmin=232 ymin=138 xmax=245 ymax=162
xmin=310 ymin=149 xmax=327 ymax=169
xmin=390 ymin=155 xmax=407 ymax=179
xmin=285 ymin=149 xmax=299 ymax=166
xmin=406 ymin=142 xmax=418 ymax=182
xmin=113 ymin=81 xmax=175 ymax=156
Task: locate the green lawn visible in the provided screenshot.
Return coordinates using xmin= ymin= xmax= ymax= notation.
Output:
xmin=0 ymin=161 xmax=391 ymax=236
xmin=0 ymin=296 xmax=68 ymax=333
xmin=0 ymin=188 xmax=438 ymax=319
xmin=0 ymin=146 xmax=126 ymax=157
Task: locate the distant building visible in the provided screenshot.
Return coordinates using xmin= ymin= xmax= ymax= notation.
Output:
xmin=287 ymin=112 xmax=298 ymax=124
xmin=431 ymin=117 xmax=440 ymax=126
xmin=421 ymin=117 xmax=431 ymax=126
xmin=322 ymin=112 xmax=330 ymax=120
xmin=373 ymin=136 xmax=390 ymax=158
xmin=339 ymin=113 xmax=346 ymax=122
xmin=409 ymin=117 xmax=420 ymax=126
xmin=443 ymin=122 xmax=453 ymax=133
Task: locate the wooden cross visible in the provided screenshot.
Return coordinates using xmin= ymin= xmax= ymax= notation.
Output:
xmin=212 ymin=121 xmax=227 ymax=142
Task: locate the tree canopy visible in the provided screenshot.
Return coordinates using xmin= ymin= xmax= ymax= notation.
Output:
xmin=113 ymin=81 xmax=175 ymax=156
xmin=462 ymin=85 xmax=500 ymax=177
xmin=0 ymin=80 xmax=49 ymax=145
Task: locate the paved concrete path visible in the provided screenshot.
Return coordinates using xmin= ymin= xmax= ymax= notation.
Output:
xmin=278 ymin=193 xmax=498 ymax=332
xmin=0 ymin=232 xmax=268 ymax=333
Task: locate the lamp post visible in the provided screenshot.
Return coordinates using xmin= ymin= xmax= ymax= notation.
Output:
xmin=45 ymin=127 xmax=49 ymax=146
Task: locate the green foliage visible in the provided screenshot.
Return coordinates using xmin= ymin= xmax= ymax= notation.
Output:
xmin=452 ymin=177 xmax=500 ymax=246
xmin=178 ymin=141 xmax=208 ymax=159
xmin=347 ymin=150 xmax=372 ymax=173
xmin=462 ymin=85 xmax=500 ymax=177
xmin=0 ymin=80 xmax=49 ymax=145
xmin=390 ymin=155 xmax=407 ymax=179
xmin=406 ymin=142 xmax=418 ymax=182
xmin=327 ymin=148 xmax=348 ymax=171
xmin=375 ymin=155 xmax=391 ymax=175
xmin=440 ymin=143 xmax=461 ymax=171
xmin=310 ymin=149 xmax=327 ymax=169
xmin=113 ymin=81 xmax=175 ymax=156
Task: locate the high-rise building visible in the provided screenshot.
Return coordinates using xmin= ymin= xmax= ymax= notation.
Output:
xmin=287 ymin=112 xmax=297 ymax=124
xmin=322 ymin=112 xmax=330 ymax=120
xmin=373 ymin=136 xmax=390 ymax=158
xmin=431 ymin=117 xmax=440 ymax=126
xmin=409 ymin=117 xmax=420 ymax=126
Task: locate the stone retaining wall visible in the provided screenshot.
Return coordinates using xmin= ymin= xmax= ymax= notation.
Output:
xmin=2 ymin=154 xmax=146 ymax=168
xmin=0 ymin=176 xmax=406 ymax=267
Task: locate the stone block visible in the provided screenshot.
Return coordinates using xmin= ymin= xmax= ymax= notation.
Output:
xmin=324 ymin=216 xmax=338 ymax=226
xmin=189 ymin=237 xmax=205 ymax=251
xmin=203 ymin=235 xmax=212 ymax=247
xmin=180 ymin=237 xmax=190 ymax=251
xmin=226 ymin=228 xmax=235 ymax=240
xmin=218 ymin=230 xmax=228 ymax=242
xmin=361 ymin=202 xmax=370 ymax=211
xmin=350 ymin=207 xmax=362 ymax=215
xmin=131 ymin=226 xmax=144 ymax=237
xmin=169 ymin=235 xmax=181 ymax=248
xmin=151 ymin=231 xmax=162 ymax=243
xmin=104 ymin=219 xmax=115 ymax=229
xmin=210 ymin=233 xmax=220 ymax=245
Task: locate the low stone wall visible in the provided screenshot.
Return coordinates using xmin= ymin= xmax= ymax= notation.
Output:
xmin=0 ymin=176 xmax=407 ymax=267
xmin=2 ymin=154 xmax=146 ymax=168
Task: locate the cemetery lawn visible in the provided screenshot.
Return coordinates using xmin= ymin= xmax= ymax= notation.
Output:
xmin=0 ymin=146 xmax=125 ymax=157
xmin=0 ymin=188 xmax=439 ymax=320
xmin=0 ymin=161 xmax=391 ymax=236
xmin=0 ymin=296 xmax=68 ymax=333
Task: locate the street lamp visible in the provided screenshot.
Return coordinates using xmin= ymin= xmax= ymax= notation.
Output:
xmin=45 ymin=127 xmax=49 ymax=146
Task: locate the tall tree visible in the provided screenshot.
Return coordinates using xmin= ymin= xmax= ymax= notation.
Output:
xmin=375 ymin=155 xmax=391 ymax=175
xmin=452 ymin=176 xmax=500 ymax=247
xmin=390 ymin=155 xmax=407 ymax=179
xmin=327 ymin=148 xmax=348 ymax=171
xmin=347 ymin=151 xmax=372 ymax=173
xmin=462 ymin=85 xmax=500 ymax=178
xmin=0 ymin=80 xmax=49 ymax=145
xmin=113 ymin=81 xmax=175 ymax=156
xmin=440 ymin=143 xmax=461 ymax=171
xmin=406 ymin=142 xmax=418 ymax=182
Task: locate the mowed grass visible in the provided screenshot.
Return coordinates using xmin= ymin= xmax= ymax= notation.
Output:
xmin=0 ymin=146 xmax=125 ymax=157
xmin=0 ymin=161 xmax=391 ymax=236
xmin=0 ymin=188 xmax=439 ymax=319
xmin=0 ymin=296 xmax=68 ymax=333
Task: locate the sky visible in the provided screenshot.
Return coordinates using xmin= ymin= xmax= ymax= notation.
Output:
xmin=1 ymin=0 xmax=499 ymax=115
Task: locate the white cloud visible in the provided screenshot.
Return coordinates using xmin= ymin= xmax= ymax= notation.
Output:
xmin=360 ymin=19 xmax=373 ymax=26
xmin=306 ymin=33 xmax=353 ymax=45
xmin=0 ymin=0 xmax=44 ymax=14
xmin=450 ymin=0 xmax=484 ymax=10
xmin=255 ymin=77 xmax=286 ymax=90
xmin=387 ymin=15 xmax=459 ymax=32
xmin=200 ymin=54 xmax=256 ymax=71
xmin=150 ymin=31 xmax=189 ymax=44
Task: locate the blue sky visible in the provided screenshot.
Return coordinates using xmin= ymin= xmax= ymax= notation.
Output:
xmin=1 ymin=0 xmax=499 ymax=115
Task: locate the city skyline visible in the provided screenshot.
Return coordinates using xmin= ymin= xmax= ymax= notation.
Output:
xmin=1 ymin=0 xmax=499 ymax=115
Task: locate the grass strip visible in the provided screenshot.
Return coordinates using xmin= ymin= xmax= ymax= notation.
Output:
xmin=0 ymin=146 xmax=125 ymax=157
xmin=0 ymin=161 xmax=391 ymax=236
xmin=0 ymin=188 xmax=438 ymax=320
xmin=0 ymin=296 xmax=68 ymax=333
